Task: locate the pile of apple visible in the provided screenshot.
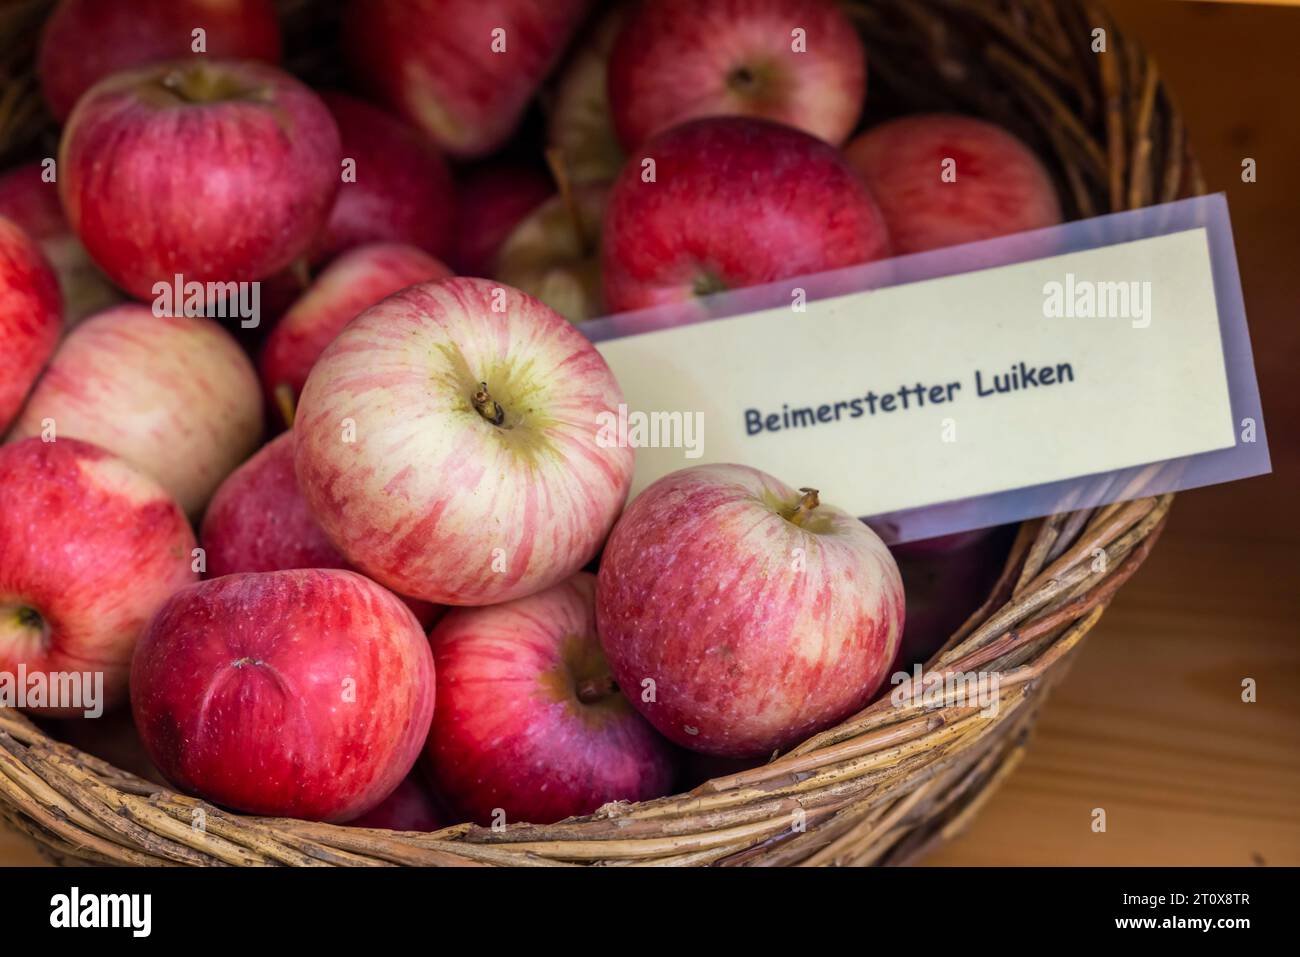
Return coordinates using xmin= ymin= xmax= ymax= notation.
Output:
xmin=0 ymin=0 xmax=1059 ymax=830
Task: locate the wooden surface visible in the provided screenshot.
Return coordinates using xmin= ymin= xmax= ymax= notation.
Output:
xmin=3 ymin=0 xmax=1298 ymax=867
xmin=927 ymin=0 xmax=1300 ymax=866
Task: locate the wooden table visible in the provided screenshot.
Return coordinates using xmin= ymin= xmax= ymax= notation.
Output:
xmin=3 ymin=0 xmax=1297 ymax=867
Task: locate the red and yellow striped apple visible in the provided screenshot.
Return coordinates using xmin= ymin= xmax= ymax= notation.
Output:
xmin=259 ymin=242 xmax=452 ymax=428
xmin=547 ymin=3 xmax=629 ymax=185
xmin=596 ymin=464 xmax=904 ymax=757
xmin=0 ymin=437 xmax=197 ymax=715
xmin=0 ymin=216 xmax=61 ymax=432
xmin=293 ymin=277 xmax=633 ymax=606
xmin=426 ymin=573 xmax=677 ymax=825
xmin=493 ymin=184 xmax=607 ymax=323
xmin=10 ymin=304 xmax=263 ymax=515
xmin=131 ymin=569 xmax=436 ymax=822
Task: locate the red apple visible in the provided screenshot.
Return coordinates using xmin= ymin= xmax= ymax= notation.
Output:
xmin=596 ymin=464 xmax=904 ymax=757
xmin=0 ymin=216 xmax=61 ymax=432
xmin=47 ymin=708 xmax=167 ymax=786
xmin=38 ymin=0 xmax=279 ymax=122
xmin=889 ymin=528 xmax=1009 ymax=672
xmin=314 ymin=92 xmax=456 ymax=265
xmin=259 ymin=242 xmax=453 ymax=427
xmin=10 ymin=304 xmax=264 ymax=516
xmin=426 ymin=573 xmax=677 ymax=825
xmin=38 ymin=0 xmax=282 ymax=122
xmin=59 ymin=60 xmax=340 ymax=300
xmin=0 ymin=163 xmax=119 ymax=325
xmin=890 ymin=527 xmax=995 ymax=560
xmin=200 ymin=432 xmax=440 ymax=629
xmin=493 ymin=184 xmax=607 ymax=323
xmin=341 ymin=0 xmax=590 ymax=158
xmin=449 ymin=162 xmax=553 ymax=277
xmin=221 ymin=265 xmax=308 ymax=363
xmin=0 ymin=437 xmax=197 ymax=716
xmin=294 ymin=277 xmax=633 ymax=606
xmin=547 ymin=4 xmax=628 ymax=185
xmin=843 ymin=114 xmax=1063 ymax=255
xmin=609 ymin=0 xmax=867 ymax=151
xmin=601 ymin=116 xmax=891 ymax=313
xmin=680 ymin=751 xmax=763 ymax=791
xmin=346 ymin=774 xmax=446 ymax=831
xmin=131 ymin=568 xmax=436 ymax=822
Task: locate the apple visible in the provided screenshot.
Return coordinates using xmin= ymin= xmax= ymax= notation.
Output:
xmin=0 ymin=163 xmax=119 ymax=325
xmin=843 ymin=114 xmax=1063 ymax=255
xmin=449 ymin=162 xmax=553 ymax=277
xmin=346 ymin=774 xmax=446 ymax=831
xmin=426 ymin=573 xmax=677 ymax=825
xmin=0 ymin=216 xmax=61 ymax=432
xmin=547 ymin=4 xmax=628 ymax=185
xmin=200 ymin=431 xmax=440 ymax=629
xmin=891 ymin=528 xmax=995 ymax=560
xmin=341 ymin=0 xmax=590 ymax=158
xmin=131 ymin=568 xmax=436 ymax=822
xmin=47 ymin=708 xmax=168 ymax=786
xmin=259 ymin=242 xmax=453 ymax=427
xmin=293 ymin=277 xmax=633 ymax=606
xmin=493 ymin=184 xmax=607 ymax=323
xmin=596 ymin=464 xmax=904 ymax=757
xmin=0 ymin=437 xmax=197 ymax=716
xmin=601 ymin=116 xmax=892 ymax=313
xmin=314 ymin=92 xmax=456 ymax=265
xmin=38 ymin=0 xmax=282 ymax=122
xmin=59 ymin=59 xmax=340 ymax=301
xmin=608 ymin=0 xmax=866 ymax=151
xmin=680 ymin=750 xmax=763 ymax=791
xmin=221 ymin=265 xmax=308 ymax=363
xmin=889 ymin=527 xmax=1010 ymax=673
xmin=9 ymin=304 xmax=264 ymax=516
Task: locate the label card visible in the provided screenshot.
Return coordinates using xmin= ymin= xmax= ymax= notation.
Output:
xmin=583 ymin=195 xmax=1270 ymax=543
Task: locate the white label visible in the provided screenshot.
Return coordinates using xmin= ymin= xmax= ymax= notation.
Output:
xmin=596 ymin=228 xmax=1235 ymax=516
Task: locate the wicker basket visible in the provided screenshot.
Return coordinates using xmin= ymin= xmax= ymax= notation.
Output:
xmin=0 ymin=0 xmax=1196 ymax=866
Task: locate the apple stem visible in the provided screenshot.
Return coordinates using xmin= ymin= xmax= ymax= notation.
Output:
xmin=544 ymin=146 xmax=589 ymax=256
xmin=274 ymin=384 xmax=297 ymax=429
xmin=784 ymin=487 xmax=821 ymax=526
xmin=471 ymin=382 xmax=506 ymax=426
xmin=288 ymin=256 xmax=312 ymax=291
xmin=576 ymin=675 xmax=618 ymax=704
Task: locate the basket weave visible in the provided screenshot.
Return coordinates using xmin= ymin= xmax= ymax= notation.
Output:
xmin=0 ymin=0 xmax=1197 ymax=866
